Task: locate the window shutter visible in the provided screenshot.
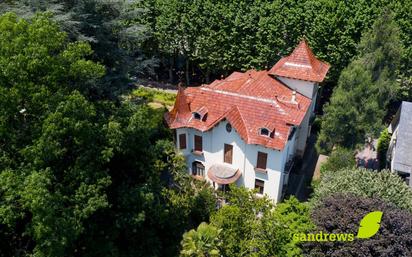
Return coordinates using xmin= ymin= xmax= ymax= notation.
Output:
xmin=194 ymin=135 xmax=202 ymax=152
xmin=224 ymin=144 xmax=233 ymax=164
xmin=179 ymin=134 xmax=186 ymax=149
xmin=257 ymin=152 xmax=267 ymax=169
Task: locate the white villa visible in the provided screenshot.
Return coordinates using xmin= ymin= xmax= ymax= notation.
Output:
xmin=165 ymin=40 xmax=330 ymax=202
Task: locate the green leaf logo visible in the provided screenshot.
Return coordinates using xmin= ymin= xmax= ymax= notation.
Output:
xmin=357 ymin=211 xmax=383 ymax=239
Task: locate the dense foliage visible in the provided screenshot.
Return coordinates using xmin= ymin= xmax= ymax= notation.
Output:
xmin=304 ymin=194 xmax=412 ymax=257
xmin=311 ymin=168 xmax=412 ymax=212
xmin=148 ymin=0 xmax=412 ymax=87
xmin=0 ymin=0 xmax=158 ymax=95
xmin=3 ymin=0 xmax=412 ymax=90
xmin=0 ymin=13 xmax=216 ymax=257
xmin=319 ymin=147 xmax=356 ymax=174
xmin=180 ymin=222 xmax=221 ymax=257
xmin=180 ymin=188 xmax=315 ymax=257
xmin=317 ymin=11 xmax=402 ymax=152
xmin=377 ymin=128 xmax=391 ymax=169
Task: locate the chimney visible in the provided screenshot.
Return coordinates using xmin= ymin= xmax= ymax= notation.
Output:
xmin=291 ymin=91 xmax=297 ymax=104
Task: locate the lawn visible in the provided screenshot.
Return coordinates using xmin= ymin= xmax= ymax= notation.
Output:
xmin=128 ymin=86 xmax=177 ymax=109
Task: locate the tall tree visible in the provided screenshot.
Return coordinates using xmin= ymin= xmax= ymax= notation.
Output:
xmin=1 ymin=0 xmax=159 ymax=94
xmin=0 ymin=13 xmax=216 ymax=256
xmin=317 ymin=10 xmax=402 ymax=152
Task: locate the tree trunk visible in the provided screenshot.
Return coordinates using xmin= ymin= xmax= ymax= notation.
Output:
xmin=168 ymin=55 xmax=174 ymax=83
xmin=185 ymin=58 xmax=190 ymax=85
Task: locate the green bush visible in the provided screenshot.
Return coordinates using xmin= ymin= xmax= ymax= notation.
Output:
xmin=181 ymin=188 xmax=314 ymax=257
xmin=305 ymin=194 xmax=412 ymax=256
xmin=320 ymin=147 xmax=355 ymax=175
xmin=377 ymin=128 xmax=391 ymax=170
xmin=311 ymin=168 xmax=412 ymax=212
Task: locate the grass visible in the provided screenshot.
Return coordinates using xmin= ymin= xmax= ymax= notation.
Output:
xmin=129 ymin=87 xmax=176 ymax=109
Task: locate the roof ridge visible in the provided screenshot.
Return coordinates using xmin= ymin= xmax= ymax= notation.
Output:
xmin=268 ymin=40 xmax=330 ymax=82
xmin=169 ymin=87 xmax=190 ymax=121
xmin=292 ymin=40 xmax=317 ymax=68
xmin=233 ymin=105 xmax=249 ymax=139
xmin=199 ymin=87 xmax=285 ymax=113
xmin=225 ymin=105 xmax=249 ymax=143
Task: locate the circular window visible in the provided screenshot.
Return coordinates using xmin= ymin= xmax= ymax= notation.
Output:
xmin=226 ymin=123 xmax=232 ymax=133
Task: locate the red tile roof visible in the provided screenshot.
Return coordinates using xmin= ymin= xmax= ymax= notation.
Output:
xmin=269 ymin=40 xmax=330 ymax=82
xmin=166 ymin=72 xmax=311 ymax=150
xmin=165 ymin=41 xmax=328 ymax=150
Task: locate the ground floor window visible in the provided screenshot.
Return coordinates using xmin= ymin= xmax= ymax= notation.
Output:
xmin=192 ymin=161 xmax=205 ymax=177
xmin=255 ymin=179 xmax=265 ymax=194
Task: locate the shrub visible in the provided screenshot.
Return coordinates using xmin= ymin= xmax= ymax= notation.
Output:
xmin=320 ymin=147 xmax=355 ymax=175
xmin=377 ymin=128 xmax=391 ymax=169
xmin=304 ymin=194 xmax=412 ymax=256
xmin=180 ymin=189 xmax=314 ymax=257
xmin=311 ymin=168 xmax=412 ymax=212
xmin=180 ymin=222 xmax=221 ymax=257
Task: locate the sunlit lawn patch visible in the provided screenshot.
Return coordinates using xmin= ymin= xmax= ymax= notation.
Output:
xmin=131 ymin=87 xmax=176 ymax=109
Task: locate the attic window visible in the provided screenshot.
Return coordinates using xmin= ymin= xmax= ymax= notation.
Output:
xmin=260 ymin=128 xmax=270 ymax=137
xmin=193 ymin=112 xmax=202 ymax=120
xmin=192 ymin=106 xmax=208 ymax=121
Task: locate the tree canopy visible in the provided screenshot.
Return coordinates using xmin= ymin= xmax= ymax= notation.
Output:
xmin=0 ymin=13 xmax=216 ymax=257
xmin=2 ymin=0 xmax=412 ymax=94
xmin=180 ymin=187 xmax=314 ymax=257
xmin=317 ymin=10 xmax=402 ymax=152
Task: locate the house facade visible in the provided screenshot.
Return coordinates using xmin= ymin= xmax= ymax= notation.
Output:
xmin=387 ymin=101 xmax=412 ymax=187
xmin=165 ymin=40 xmax=330 ymax=202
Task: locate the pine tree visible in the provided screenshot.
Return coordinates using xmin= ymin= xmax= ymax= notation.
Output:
xmin=317 ymin=10 xmax=403 ymax=153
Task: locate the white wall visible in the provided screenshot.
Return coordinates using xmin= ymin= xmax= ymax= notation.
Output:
xmin=278 ymin=77 xmax=316 ymax=99
xmin=277 ymin=76 xmax=319 ymax=156
xmin=175 ymin=120 xmax=286 ymax=202
xmin=294 ymin=108 xmax=311 ymax=156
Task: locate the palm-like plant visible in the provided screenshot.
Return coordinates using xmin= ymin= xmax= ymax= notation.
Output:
xmin=180 ymin=222 xmax=221 ymax=257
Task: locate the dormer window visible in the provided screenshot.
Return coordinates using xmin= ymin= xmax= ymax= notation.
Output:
xmin=192 ymin=106 xmax=208 ymax=121
xmin=193 ymin=112 xmax=202 ymax=120
xmin=260 ymin=128 xmax=270 ymax=137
